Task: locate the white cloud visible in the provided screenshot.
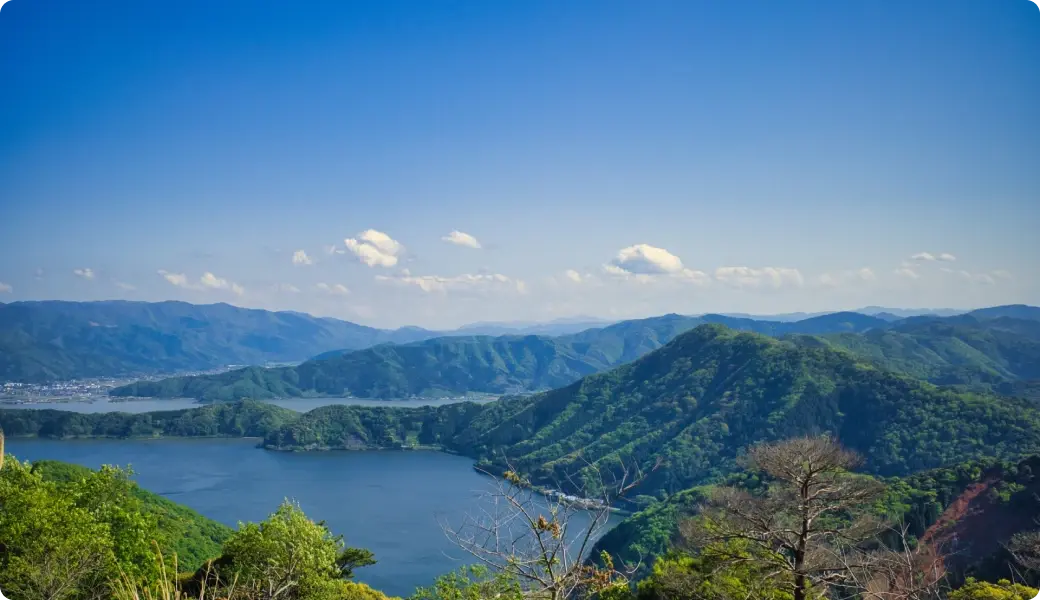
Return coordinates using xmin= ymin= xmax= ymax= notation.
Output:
xmin=565 ymin=269 xmax=586 ymax=283
xmin=894 ymin=267 xmax=920 ymax=280
xmin=34 ymin=268 xmax=44 ymax=280
xmin=715 ymin=266 xmax=804 ymax=289
xmin=609 ymin=244 xmax=685 ymax=275
xmin=316 ymin=282 xmax=351 ymax=296
xmin=158 ymin=270 xmax=191 ymax=288
xmin=73 ymin=268 xmax=95 ymax=280
xmin=114 ymin=282 xmax=137 ymax=291
xmin=0 ymin=282 xmax=11 ymax=293
xmin=344 ymin=229 xmax=403 ymax=268
xmin=818 ymin=268 xmax=875 ymax=288
xmin=677 ymin=269 xmax=712 ymax=285
xmin=376 ymin=272 xmax=525 ymax=294
xmin=911 ymin=252 xmax=956 ymax=262
xmin=159 ymin=270 xmax=244 ymax=295
xmin=441 ymin=230 xmax=482 ymax=249
xmin=602 ymin=244 xmax=710 ymax=284
xmin=963 ymin=272 xmax=995 ymax=285
xmin=940 ymin=268 xmax=1009 ymax=285
xmin=292 ymin=250 xmax=313 ymax=266
xmin=954 ymin=270 xmax=996 ymax=285
xmin=275 ymin=283 xmax=301 ymax=294
xmin=200 ymin=272 xmax=245 ymax=295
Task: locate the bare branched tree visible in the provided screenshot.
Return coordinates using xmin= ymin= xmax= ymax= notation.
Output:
xmin=833 ymin=523 xmax=950 ymax=600
xmin=444 ymin=456 xmax=658 ymax=600
xmin=687 ymin=436 xmax=887 ymax=600
xmin=1009 ymin=531 xmax=1040 ymax=571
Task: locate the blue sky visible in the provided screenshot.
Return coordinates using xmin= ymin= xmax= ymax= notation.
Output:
xmin=0 ymin=0 xmax=1038 ymax=328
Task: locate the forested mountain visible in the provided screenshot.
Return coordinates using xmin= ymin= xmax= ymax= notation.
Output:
xmin=593 ymin=453 xmax=1040 ymax=584
xmin=793 ymin=315 xmax=1040 ymax=398
xmin=21 ymin=326 xmax=1040 ymax=502
xmin=108 ymin=325 xmax=1040 ymax=498
xmin=442 ymin=325 xmax=1040 ymax=497
xmin=0 ymin=300 xmax=435 ymax=382
xmin=109 ymin=311 xmax=891 ymax=401
xmin=0 ymin=400 xmax=299 ymax=439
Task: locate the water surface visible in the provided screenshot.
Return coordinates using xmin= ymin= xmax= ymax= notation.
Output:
xmin=7 ymin=438 xmax=613 ymax=596
xmin=4 ymin=396 xmax=491 ymax=414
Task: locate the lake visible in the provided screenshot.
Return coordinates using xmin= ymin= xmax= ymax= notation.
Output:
xmin=2 ymin=396 xmax=494 ymax=414
xmin=5 ymin=437 xmax=616 ymax=597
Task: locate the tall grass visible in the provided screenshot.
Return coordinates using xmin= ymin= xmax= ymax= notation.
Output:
xmin=113 ymin=546 xmax=238 ymax=600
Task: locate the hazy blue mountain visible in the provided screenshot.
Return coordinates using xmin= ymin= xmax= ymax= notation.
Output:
xmin=452 ymin=316 xmax=616 ymax=337
xmin=968 ymin=304 xmax=1040 ymax=322
xmin=855 ymin=306 xmax=967 ymax=318
xmin=109 ymin=311 xmax=890 ymax=401
xmin=0 ymin=300 xmax=437 ymax=382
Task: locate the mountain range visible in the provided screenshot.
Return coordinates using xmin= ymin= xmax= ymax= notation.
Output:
xmin=109 ymin=306 xmax=1040 ymax=402
xmin=15 ymin=322 xmax=1040 ymax=501
xmin=108 ymin=311 xmax=895 ymax=400
xmin=0 ymin=300 xmax=440 ymax=382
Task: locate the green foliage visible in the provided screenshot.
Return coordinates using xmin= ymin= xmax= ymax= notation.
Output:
xmin=455 ymin=326 xmax=1040 ymax=498
xmin=0 ymin=300 xmax=435 ymax=383
xmin=31 ymin=459 xmax=231 ymax=572
xmin=948 ymin=578 xmax=1037 ymax=600
xmin=219 ymin=500 xmax=375 ymax=600
xmin=408 ymin=565 xmax=523 ymax=600
xmin=0 ymin=457 xmax=118 ymax=600
xmin=635 ymin=541 xmax=794 ymax=600
xmin=791 ymin=315 xmax=1040 ymax=399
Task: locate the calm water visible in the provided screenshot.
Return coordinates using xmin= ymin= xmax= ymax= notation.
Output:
xmin=3 ymin=396 xmax=493 ymax=414
xmin=6 ymin=438 xmax=614 ymax=597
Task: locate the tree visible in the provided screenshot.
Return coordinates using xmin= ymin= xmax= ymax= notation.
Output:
xmin=408 ymin=565 xmax=523 ymax=600
xmin=687 ymin=437 xmax=886 ymax=600
xmin=947 ymin=578 xmax=1035 ymax=600
xmin=336 ymin=548 xmax=376 ymax=581
xmin=220 ymin=500 xmax=374 ymax=600
xmin=444 ymin=461 xmax=654 ymax=600
xmin=635 ymin=540 xmax=793 ymax=600
xmin=0 ymin=458 xmax=117 ymax=600
xmin=66 ymin=465 xmax=162 ymax=585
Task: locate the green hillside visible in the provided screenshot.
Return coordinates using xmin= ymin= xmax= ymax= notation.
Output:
xmin=446 ymin=325 xmax=1040 ymax=497
xmin=593 ymin=454 xmax=1040 ymax=583
xmin=254 ymin=325 xmax=1040 ymax=500
xmin=28 ymin=460 xmax=232 ymax=571
xmin=794 ymin=315 xmax=1040 ymax=398
xmin=0 ymin=400 xmax=299 ymax=439
xmin=109 ymin=312 xmax=889 ymax=401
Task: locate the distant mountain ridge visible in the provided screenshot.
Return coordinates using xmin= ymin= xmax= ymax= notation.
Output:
xmin=0 ymin=300 xmax=437 ymax=382
xmin=5 ymin=300 xmax=1037 ymax=388
xmin=792 ymin=313 xmax=1040 ymax=399
xmin=108 ymin=311 xmax=898 ymax=401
